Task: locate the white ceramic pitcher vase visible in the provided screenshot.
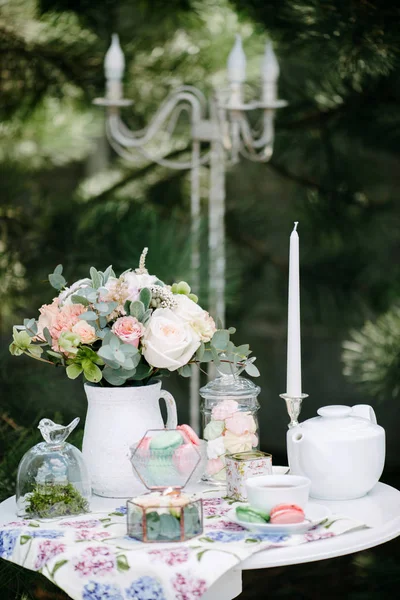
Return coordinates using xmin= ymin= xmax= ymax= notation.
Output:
xmin=82 ymin=381 xmax=177 ymax=498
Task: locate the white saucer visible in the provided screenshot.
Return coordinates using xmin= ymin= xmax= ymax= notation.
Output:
xmin=227 ymin=503 xmax=331 ymax=535
xmin=272 ymin=466 xmax=290 ymax=475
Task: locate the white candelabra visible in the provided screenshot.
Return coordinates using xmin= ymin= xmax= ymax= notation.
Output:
xmin=94 ymin=34 xmax=287 ymax=432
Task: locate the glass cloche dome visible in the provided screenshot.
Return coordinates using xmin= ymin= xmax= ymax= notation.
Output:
xmin=16 ymin=417 xmax=91 ymax=519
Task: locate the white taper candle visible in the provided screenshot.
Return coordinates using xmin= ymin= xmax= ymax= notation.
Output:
xmin=286 ymin=222 xmax=302 ymax=397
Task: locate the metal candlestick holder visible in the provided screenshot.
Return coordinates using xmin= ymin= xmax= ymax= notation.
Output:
xmin=280 ymin=393 xmax=309 ymax=429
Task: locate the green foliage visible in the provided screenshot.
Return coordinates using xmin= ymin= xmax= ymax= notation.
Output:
xmin=25 ymin=482 xmax=89 ymax=518
xmin=342 ymin=305 xmax=400 ymax=402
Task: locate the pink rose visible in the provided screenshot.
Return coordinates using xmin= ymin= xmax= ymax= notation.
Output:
xmin=206 ymin=458 xmax=225 ymax=475
xmin=36 ymin=298 xmax=59 ymax=340
xmin=72 ymin=320 xmax=97 ymax=344
xmin=111 ymin=316 xmax=145 ymax=347
xmin=211 ymin=399 xmax=239 ymax=421
xmin=225 ymin=412 xmax=257 ymax=436
xmin=49 ymin=303 xmax=86 ymax=348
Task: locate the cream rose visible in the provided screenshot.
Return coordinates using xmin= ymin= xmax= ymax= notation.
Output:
xmin=71 ymin=320 xmax=97 ymax=344
xmin=142 ymin=308 xmax=200 ymax=371
xmin=173 ymin=295 xmax=216 ymax=342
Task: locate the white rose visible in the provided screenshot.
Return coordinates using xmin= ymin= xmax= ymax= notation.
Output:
xmin=206 ymin=436 xmax=225 ymax=459
xmin=142 ymin=308 xmax=201 ymax=371
xmin=59 ymin=278 xmax=91 ymax=306
xmin=123 ymin=271 xmax=158 ymax=302
xmin=173 ymin=295 xmax=216 ymax=342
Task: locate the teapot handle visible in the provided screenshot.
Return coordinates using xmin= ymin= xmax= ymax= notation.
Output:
xmin=159 ymin=390 xmax=178 ymax=429
xmin=351 ymin=404 xmax=377 ymax=424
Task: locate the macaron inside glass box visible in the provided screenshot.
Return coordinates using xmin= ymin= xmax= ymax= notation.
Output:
xmin=127 ymin=428 xmax=204 ymax=543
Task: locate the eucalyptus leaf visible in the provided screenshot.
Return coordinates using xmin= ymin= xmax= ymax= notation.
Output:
xmin=113 ymin=348 xmax=127 ymax=365
xmin=103 ymin=265 xmax=115 ymax=284
xmin=211 ymin=330 xmax=229 ymax=351
xmin=94 ymin=302 xmax=109 ymax=312
xmin=71 ymin=295 xmax=89 ymax=306
xmin=129 ymin=363 xmax=153 ymax=380
xmin=109 ymin=334 xmax=120 ymax=350
xmin=210 ymin=346 xmax=221 ymax=366
xmin=43 ymin=327 xmax=53 ymax=347
xmin=139 ymin=288 xmax=151 ymax=310
xmin=142 ymin=309 xmax=152 ymax=325
xmin=78 ymin=311 xmax=98 ymax=321
xmin=99 ymin=317 xmax=108 ymax=329
xmin=54 ymin=264 xmax=63 ymax=276
xmin=130 ymin=300 xmax=145 ymax=321
xmin=102 ymin=367 xmax=126 ymax=386
xmin=202 ymin=349 xmax=214 ymax=362
xmin=196 ymin=342 xmax=205 ymax=361
xmin=178 ymin=364 xmax=192 ymax=377
xmin=49 ymin=273 xmax=66 ymax=290
xmin=235 ymin=344 xmax=250 ymax=356
xmin=90 ymin=267 xmax=102 ymax=290
xmin=245 ymin=362 xmax=260 ymax=377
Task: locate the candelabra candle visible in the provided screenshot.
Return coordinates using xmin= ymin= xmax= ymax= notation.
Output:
xmin=94 ymin=34 xmax=287 ymax=430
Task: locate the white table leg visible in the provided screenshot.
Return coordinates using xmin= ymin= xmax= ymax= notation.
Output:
xmin=202 ymin=568 xmax=242 ymax=600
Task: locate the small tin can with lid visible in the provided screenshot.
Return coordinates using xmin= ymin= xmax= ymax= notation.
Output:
xmin=225 ymin=451 xmax=272 ymax=502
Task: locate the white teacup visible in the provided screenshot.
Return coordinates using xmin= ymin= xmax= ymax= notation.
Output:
xmin=245 ymin=474 xmax=311 ymax=513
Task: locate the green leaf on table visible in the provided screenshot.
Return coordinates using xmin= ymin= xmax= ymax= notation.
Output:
xmin=116 ymin=554 xmax=130 ymax=572
xmin=20 ymin=535 xmax=31 ymax=545
xmin=51 ymin=559 xmax=68 ymax=577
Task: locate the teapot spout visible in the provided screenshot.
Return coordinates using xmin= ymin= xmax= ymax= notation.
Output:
xmin=351 ymin=404 xmax=377 ymax=424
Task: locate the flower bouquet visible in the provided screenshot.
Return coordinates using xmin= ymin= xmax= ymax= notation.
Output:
xmin=10 ymin=248 xmax=259 ymax=385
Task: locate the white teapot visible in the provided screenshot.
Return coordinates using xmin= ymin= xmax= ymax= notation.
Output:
xmin=287 ymin=405 xmax=385 ymax=500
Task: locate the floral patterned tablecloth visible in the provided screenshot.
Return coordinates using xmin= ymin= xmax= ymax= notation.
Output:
xmin=0 ymin=494 xmax=366 ymax=600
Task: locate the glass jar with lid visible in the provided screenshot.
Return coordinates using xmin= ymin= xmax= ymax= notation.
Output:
xmin=16 ymin=417 xmax=91 ymax=519
xmin=200 ymin=366 xmax=261 ymax=483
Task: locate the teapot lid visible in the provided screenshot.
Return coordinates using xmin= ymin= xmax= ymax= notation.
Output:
xmin=317 ymin=406 xmax=352 ymax=418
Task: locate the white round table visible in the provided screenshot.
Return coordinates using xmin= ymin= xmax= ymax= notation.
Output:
xmin=1 ymin=482 xmax=400 ymax=600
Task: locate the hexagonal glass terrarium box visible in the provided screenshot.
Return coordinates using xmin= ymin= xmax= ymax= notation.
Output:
xmin=127 ymin=429 xmax=203 ymax=542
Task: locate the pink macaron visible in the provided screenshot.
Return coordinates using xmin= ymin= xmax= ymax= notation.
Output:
xmin=269 ymin=504 xmax=305 ymax=525
xmin=173 ymin=443 xmax=195 ymax=473
xmin=177 ymin=424 xmax=201 ymax=447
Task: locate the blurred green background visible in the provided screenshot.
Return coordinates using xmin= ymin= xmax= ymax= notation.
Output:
xmin=1 ymin=0 xmax=400 ymax=598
